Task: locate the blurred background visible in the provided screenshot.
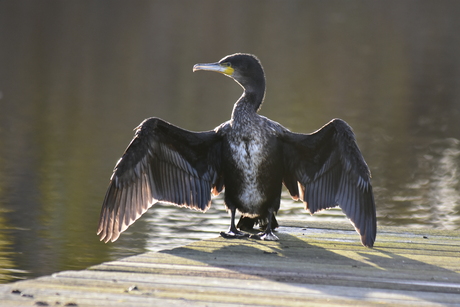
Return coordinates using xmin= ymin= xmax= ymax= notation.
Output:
xmin=1 ymin=1 xmax=460 ymax=283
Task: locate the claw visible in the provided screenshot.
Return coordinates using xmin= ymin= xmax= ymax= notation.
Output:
xmin=250 ymin=231 xmax=279 ymax=241
xmin=220 ymin=230 xmax=250 ymax=239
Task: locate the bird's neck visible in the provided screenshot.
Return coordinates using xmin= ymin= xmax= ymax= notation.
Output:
xmin=231 ymin=85 xmax=265 ymax=119
xmin=231 ymin=94 xmax=259 ymax=122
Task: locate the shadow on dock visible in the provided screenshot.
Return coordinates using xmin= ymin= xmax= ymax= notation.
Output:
xmin=160 ymin=227 xmax=460 ymax=302
xmin=1 ymin=223 xmax=459 ymax=306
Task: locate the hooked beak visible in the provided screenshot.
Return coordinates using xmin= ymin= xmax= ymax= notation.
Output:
xmin=193 ymin=62 xmax=234 ymax=76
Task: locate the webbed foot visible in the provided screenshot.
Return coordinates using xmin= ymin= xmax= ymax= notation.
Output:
xmin=250 ymin=231 xmax=279 ymax=241
xmin=237 ymin=215 xmax=280 ymax=232
xmin=220 ymin=230 xmax=250 ymax=239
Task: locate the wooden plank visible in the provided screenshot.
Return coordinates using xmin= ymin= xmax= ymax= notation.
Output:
xmin=0 ymin=221 xmax=459 ymax=306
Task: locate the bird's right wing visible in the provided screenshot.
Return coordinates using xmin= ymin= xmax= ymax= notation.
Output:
xmin=97 ymin=117 xmax=223 ymax=243
xmin=281 ymin=119 xmax=376 ymax=247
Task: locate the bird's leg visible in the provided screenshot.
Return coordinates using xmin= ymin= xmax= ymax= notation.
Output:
xmin=258 ymin=215 xmax=279 ymax=231
xmin=220 ymin=207 xmax=250 ymax=239
xmin=250 ymin=209 xmax=279 ymax=241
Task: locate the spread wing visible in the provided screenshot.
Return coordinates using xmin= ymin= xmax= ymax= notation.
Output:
xmin=282 ymin=119 xmax=376 ymax=247
xmin=97 ymin=117 xmax=223 ymax=242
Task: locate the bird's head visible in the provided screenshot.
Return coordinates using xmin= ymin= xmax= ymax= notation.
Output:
xmin=193 ymin=53 xmax=265 ymax=100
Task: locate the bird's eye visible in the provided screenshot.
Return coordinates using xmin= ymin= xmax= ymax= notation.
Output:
xmin=221 ymin=62 xmax=231 ymax=67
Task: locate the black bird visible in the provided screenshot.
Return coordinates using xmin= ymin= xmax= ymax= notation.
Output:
xmin=97 ymin=53 xmax=376 ymax=247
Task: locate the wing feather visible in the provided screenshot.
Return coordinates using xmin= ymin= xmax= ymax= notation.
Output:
xmin=282 ymin=118 xmax=376 ymax=247
xmin=97 ymin=117 xmax=222 ymax=242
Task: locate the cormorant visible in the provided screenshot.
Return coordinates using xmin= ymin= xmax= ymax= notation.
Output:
xmin=97 ymin=53 xmax=376 ymax=247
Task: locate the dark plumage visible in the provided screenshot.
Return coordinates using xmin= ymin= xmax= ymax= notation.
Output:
xmin=97 ymin=53 xmax=377 ymax=247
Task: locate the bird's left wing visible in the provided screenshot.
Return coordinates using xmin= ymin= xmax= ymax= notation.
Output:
xmin=281 ymin=119 xmax=376 ymax=247
xmin=97 ymin=117 xmax=223 ymax=243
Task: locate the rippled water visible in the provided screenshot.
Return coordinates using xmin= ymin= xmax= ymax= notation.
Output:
xmin=1 ymin=1 xmax=460 ymax=283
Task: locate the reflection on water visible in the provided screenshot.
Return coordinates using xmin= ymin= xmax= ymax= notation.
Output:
xmin=385 ymin=138 xmax=460 ymax=228
xmin=1 ymin=1 xmax=460 ymax=283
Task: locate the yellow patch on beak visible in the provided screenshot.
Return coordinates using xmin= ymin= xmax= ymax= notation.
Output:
xmin=193 ymin=62 xmax=234 ymax=76
xmin=222 ymin=65 xmax=234 ymax=76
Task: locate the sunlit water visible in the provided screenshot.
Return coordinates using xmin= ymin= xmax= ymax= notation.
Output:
xmin=1 ymin=1 xmax=460 ymax=283
xmin=116 ymin=193 xmax=346 ymax=255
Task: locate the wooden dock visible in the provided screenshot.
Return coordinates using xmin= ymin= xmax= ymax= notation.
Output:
xmin=1 ymin=220 xmax=459 ymax=306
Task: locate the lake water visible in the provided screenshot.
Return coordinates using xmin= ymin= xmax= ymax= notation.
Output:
xmin=1 ymin=1 xmax=460 ymax=283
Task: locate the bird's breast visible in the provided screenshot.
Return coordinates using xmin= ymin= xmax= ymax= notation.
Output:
xmin=226 ymin=131 xmax=269 ymax=213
